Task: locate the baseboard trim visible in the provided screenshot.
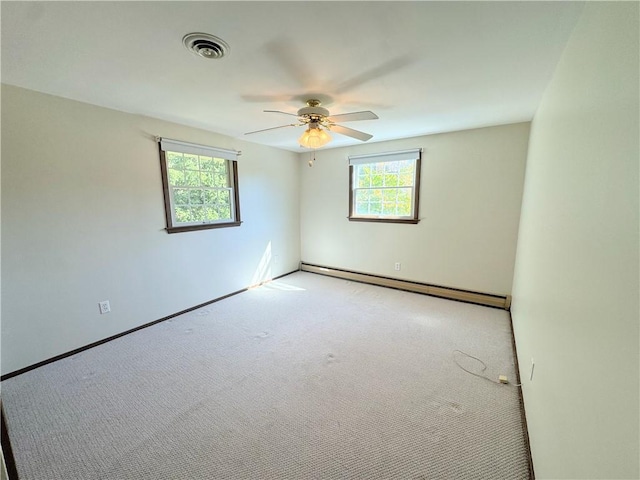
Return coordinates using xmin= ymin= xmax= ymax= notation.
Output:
xmin=0 ymin=270 xmax=298 ymax=382
xmin=508 ymin=311 xmax=535 ymax=479
xmin=300 ymin=263 xmax=510 ymax=310
xmin=1 ymin=403 xmax=19 ymax=480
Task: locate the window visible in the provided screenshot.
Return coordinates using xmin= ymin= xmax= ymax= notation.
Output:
xmin=158 ymin=138 xmax=241 ymax=233
xmin=349 ymin=149 xmax=421 ymax=223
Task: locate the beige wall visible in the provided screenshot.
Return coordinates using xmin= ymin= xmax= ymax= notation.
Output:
xmin=1 ymin=85 xmax=301 ymax=375
xmin=511 ymin=3 xmax=639 ymax=479
xmin=300 ymin=123 xmax=529 ymax=296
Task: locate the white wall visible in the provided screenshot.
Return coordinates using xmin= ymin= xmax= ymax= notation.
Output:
xmin=300 ymin=123 xmax=529 ymax=295
xmin=1 ymin=85 xmax=301 ymax=375
xmin=511 ymin=3 xmax=639 ymax=479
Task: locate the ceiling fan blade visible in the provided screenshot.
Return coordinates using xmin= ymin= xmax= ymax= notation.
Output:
xmin=327 ymin=111 xmax=379 ymax=123
xmin=264 ymin=110 xmax=299 ymax=117
xmin=244 ymin=124 xmax=299 ymax=135
xmin=264 ymin=38 xmax=314 ymax=89
xmin=334 ymin=56 xmax=414 ymax=94
xmin=330 ymin=124 xmax=373 ymax=142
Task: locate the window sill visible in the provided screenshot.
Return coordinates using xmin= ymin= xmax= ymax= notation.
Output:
xmin=166 ymin=221 xmax=242 ymax=234
xmin=348 ymin=217 xmax=419 ymax=224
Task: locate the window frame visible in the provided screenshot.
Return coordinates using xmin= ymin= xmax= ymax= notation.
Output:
xmin=158 ymin=138 xmax=241 ymax=234
xmin=348 ymin=149 xmax=422 ymax=224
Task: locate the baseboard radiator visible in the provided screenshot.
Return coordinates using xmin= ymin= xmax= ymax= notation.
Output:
xmin=300 ymin=263 xmax=511 ymax=310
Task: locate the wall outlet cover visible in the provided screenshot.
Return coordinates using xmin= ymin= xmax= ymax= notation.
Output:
xmin=99 ymin=301 xmax=111 ymax=314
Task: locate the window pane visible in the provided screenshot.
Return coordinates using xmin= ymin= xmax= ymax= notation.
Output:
xmin=173 ymin=188 xmax=189 ymax=205
xmin=213 ymin=158 xmax=227 ymax=173
xmin=357 ymin=173 xmax=370 ymax=188
xmin=382 ymin=202 xmax=397 ymax=216
xmin=397 ymin=202 xmax=411 ymax=216
xmin=214 ymin=173 xmax=229 ymax=188
xmin=218 ymin=189 xmax=231 ymax=205
xmin=189 ymin=189 xmax=203 ymax=204
xmin=382 ymin=189 xmax=396 ymax=202
xmin=203 ymin=190 xmax=216 ymax=204
xmin=175 ymin=206 xmax=191 ymax=223
xmin=354 ymin=189 xmax=368 ymax=202
xmin=397 ymin=187 xmax=412 ymax=200
xmin=384 ymin=162 xmax=400 ymax=174
xmin=384 ymin=174 xmax=399 ymax=187
xmin=200 ymin=172 xmax=214 ymax=187
xmin=184 ymin=171 xmax=200 ymax=186
xmin=217 ymin=205 xmax=232 ymax=219
xmin=167 ymin=152 xmax=185 ymax=169
xmin=398 ymin=172 xmax=413 ymax=186
xmin=192 ymin=206 xmax=205 ymax=221
xmin=169 ymin=169 xmax=185 ymax=186
xmin=202 ymin=206 xmax=215 ymax=220
xmin=183 ymin=154 xmax=199 ymax=170
xmin=216 ymin=190 xmax=232 ymax=219
xmin=371 ymin=173 xmax=384 ymax=187
xmin=397 ymin=188 xmax=412 ymax=215
xmin=199 ymin=156 xmax=215 ymax=171
xmin=355 ymin=202 xmax=369 ymax=215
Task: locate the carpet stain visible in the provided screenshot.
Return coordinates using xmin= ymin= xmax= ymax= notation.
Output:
xmin=437 ymin=401 xmax=464 ymax=416
xmin=325 ymin=353 xmax=339 ymax=366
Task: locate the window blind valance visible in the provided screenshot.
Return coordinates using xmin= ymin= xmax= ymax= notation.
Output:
xmin=348 ymin=148 xmax=421 ymax=166
xmin=159 ymin=137 xmax=240 ymax=161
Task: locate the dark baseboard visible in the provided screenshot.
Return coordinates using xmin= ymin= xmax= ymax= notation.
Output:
xmin=1 ymin=403 xmax=19 ymax=480
xmin=0 ymin=270 xmax=298 ymax=382
xmin=508 ymin=311 xmax=535 ymax=480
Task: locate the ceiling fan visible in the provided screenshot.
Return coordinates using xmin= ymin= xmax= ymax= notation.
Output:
xmin=244 ymin=99 xmax=378 ymax=148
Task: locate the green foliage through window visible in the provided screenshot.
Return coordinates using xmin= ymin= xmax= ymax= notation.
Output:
xmin=352 ymin=159 xmax=418 ymax=220
xmin=159 ymin=138 xmax=240 ymax=233
xmin=166 ymin=151 xmax=233 ymax=225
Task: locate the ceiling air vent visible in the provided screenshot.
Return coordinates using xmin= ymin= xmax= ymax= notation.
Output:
xmin=183 ymin=33 xmax=230 ymax=59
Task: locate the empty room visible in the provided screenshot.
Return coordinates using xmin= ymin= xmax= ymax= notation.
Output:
xmin=1 ymin=2 xmax=638 ymax=479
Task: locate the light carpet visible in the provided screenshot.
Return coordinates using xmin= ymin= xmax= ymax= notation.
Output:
xmin=1 ymin=271 xmax=530 ymax=479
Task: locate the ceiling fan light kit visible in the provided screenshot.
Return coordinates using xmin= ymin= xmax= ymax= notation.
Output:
xmin=245 ymin=99 xmax=378 ymax=149
xmin=299 ymin=125 xmax=331 ymax=148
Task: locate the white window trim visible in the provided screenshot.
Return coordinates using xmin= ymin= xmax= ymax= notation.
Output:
xmin=159 ymin=138 xmax=240 ymax=162
xmin=348 ymin=148 xmax=421 ymax=166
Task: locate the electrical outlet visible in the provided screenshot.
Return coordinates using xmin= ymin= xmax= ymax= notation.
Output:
xmin=530 ymin=358 xmax=535 ymax=381
xmin=395 ymin=262 xmax=401 ymax=271
xmin=98 ymin=301 xmax=111 ymax=315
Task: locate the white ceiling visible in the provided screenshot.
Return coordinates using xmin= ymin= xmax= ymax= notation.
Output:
xmin=1 ymin=1 xmax=585 ymax=152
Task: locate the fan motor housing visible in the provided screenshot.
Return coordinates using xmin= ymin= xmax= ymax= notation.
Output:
xmin=297 ymin=106 xmax=330 ymax=118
